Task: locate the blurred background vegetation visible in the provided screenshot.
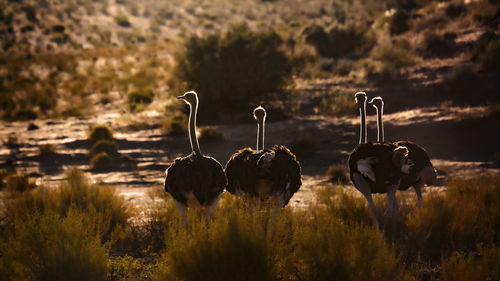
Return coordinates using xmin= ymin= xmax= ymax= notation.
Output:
xmin=1 ymin=0 xmax=499 ymax=122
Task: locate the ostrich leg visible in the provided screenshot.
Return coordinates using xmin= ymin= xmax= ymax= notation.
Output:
xmin=353 ymin=173 xmax=379 ymax=229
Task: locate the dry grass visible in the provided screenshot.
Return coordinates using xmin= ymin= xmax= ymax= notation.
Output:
xmin=1 ymin=170 xmax=499 ymax=280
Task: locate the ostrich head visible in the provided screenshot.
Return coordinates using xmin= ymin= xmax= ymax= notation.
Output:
xmin=177 ymin=91 xmax=198 ymax=105
xmin=253 ymin=106 xmax=266 ymax=122
xmin=354 ymin=92 xmax=367 ymax=107
xmin=368 ymin=96 xmax=383 ymax=110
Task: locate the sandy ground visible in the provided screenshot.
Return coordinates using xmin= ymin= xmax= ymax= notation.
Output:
xmin=1 ymin=83 xmax=498 ymax=214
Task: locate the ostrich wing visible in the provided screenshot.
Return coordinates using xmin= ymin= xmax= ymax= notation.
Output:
xmin=225 ymin=148 xmax=259 ymax=195
xmin=269 ymin=145 xmax=302 ymax=207
xmin=165 ymin=154 xmax=227 ymax=206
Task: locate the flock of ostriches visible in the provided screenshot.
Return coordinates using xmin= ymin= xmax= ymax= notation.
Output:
xmin=164 ymin=91 xmax=437 ymax=229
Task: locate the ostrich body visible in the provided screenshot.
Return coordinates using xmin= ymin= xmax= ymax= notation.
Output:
xmin=348 ymin=92 xmax=411 ymax=229
xmin=368 ymin=96 xmax=437 ymax=200
xmin=164 ymin=91 xmax=227 ymax=228
xmin=225 ymin=106 xmax=302 ymax=208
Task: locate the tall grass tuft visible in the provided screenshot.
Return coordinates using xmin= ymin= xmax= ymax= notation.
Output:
xmin=154 ymin=192 xmax=414 ymax=281
xmin=0 ymin=169 xmax=129 ymax=280
xmin=0 ymin=210 xmax=108 ymax=281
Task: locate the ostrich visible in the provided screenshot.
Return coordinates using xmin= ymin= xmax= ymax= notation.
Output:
xmin=225 ymin=106 xmax=302 ymax=213
xmin=164 ymin=91 xmax=227 ymax=229
xmin=348 ymin=92 xmax=411 ymax=229
xmin=368 ymin=96 xmax=437 ymax=201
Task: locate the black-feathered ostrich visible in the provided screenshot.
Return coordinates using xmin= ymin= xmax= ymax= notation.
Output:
xmin=225 ymin=106 xmax=302 ymax=213
xmin=348 ymin=92 xmax=411 ymax=229
xmin=164 ymin=91 xmax=227 ymax=228
xmin=368 ymin=96 xmax=437 ymax=201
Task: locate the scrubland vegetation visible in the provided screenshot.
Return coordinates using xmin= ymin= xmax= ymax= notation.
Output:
xmin=1 ymin=0 xmax=499 ymax=121
xmin=1 ymin=170 xmax=498 ymax=280
xmin=1 ymin=0 xmax=500 ymax=280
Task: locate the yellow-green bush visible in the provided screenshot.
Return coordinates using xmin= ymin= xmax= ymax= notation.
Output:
xmin=0 ymin=169 xmax=131 ymax=280
xmin=38 ymin=143 xmax=58 ymax=156
xmin=0 ymin=210 xmax=108 ymax=281
xmin=89 ymin=139 xmax=118 ymax=157
xmin=441 ymin=246 xmax=500 ymax=281
xmin=153 ymin=192 xmax=414 ymax=281
xmin=162 ymin=113 xmax=188 ymax=136
xmin=319 ymin=92 xmax=358 ymax=116
xmin=90 ymin=152 xmax=113 ymax=171
xmin=89 ymin=124 xmax=113 ymax=142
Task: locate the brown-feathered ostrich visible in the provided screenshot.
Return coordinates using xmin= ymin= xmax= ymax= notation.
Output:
xmin=164 ymin=91 xmax=227 ymax=229
xmin=348 ymin=92 xmax=411 ymax=229
xmin=368 ymin=96 xmax=437 ymax=201
xmin=225 ymin=106 xmax=302 ymax=213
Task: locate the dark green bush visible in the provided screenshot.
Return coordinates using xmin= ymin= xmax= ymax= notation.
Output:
xmin=89 ymin=139 xmax=118 ymax=157
xmin=89 ymin=125 xmax=113 ymax=142
xmin=198 ymin=126 xmax=224 ymax=143
xmin=4 ymin=173 xmax=36 ymax=194
xmin=304 ymin=24 xmax=370 ymax=59
xmin=418 ymin=32 xmax=456 ymax=58
xmin=127 ymin=89 xmax=153 ymax=111
xmin=170 ymin=24 xmax=292 ymax=122
xmin=389 ymin=9 xmax=410 ymax=35
xmin=90 ymin=152 xmax=113 ymax=171
xmin=38 ymin=143 xmax=58 ymax=156
xmin=114 ymin=14 xmax=131 ymax=27
xmin=326 ymin=164 xmax=349 ymax=184
xmin=473 ymin=31 xmax=500 ymax=70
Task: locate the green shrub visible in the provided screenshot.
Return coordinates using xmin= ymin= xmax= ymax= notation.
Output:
xmin=319 ymin=92 xmax=358 ymax=116
xmin=0 ymin=210 xmax=108 ymax=281
xmin=170 ymin=24 xmax=292 ymax=122
xmin=403 ymin=176 xmax=500 ymax=262
xmin=127 ymin=89 xmax=153 ymax=112
xmin=418 ymin=32 xmax=456 ymax=58
xmin=162 ymin=113 xmax=188 ymax=136
xmin=304 ymin=24 xmax=370 ymax=59
xmin=445 ymin=3 xmax=466 ymax=18
xmin=372 ymin=42 xmax=416 ymax=79
xmin=441 ymin=246 xmax=500 ymax=281
xmin=326 ymin=164 xmax=349 ymax=184
xmin=198 ymin=126 xmax=224 ymax=143
xmin=89 ymin=125 xmax=113 ymax=142
xmin=4 ymin=173 xmax=36 ymax=194
xmin=114 ymin=14 xmax=131 ymax=27
xmin=89 ymin=139 xmax=118 ymax=157
xmin=156 ymin=209 xmax=270 ymax=281
xmin=90 ymin=152 xmax=113 ymax=171
xmin=389 ymin=9 xmax=410 ymax=35
xmin=38 ymin=143 xmax=58 ymax=156
xmin=474 ymin=31 xmax=500 ymax=70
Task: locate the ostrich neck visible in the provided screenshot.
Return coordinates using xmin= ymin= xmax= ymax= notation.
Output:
xmin=359 ymin=103 xmax=367 ymax=144
xmin=376 ymin=105 xmax=384 ymax=142
xmin=188 ymin=101 xmax=201 ymax=155
xmin=257 ymin=118 xmax=265 ymax=151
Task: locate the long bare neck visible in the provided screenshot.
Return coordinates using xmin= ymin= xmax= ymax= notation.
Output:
xmin=359 ymin=103 xmax=367 ymax=144
xmin=188 ymin=101 xmax=201 ymax=155
xmin=376 ymin=105 xmax=384 ymax=142
xmin=256 ymin=117 xmax=265 ymax=151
